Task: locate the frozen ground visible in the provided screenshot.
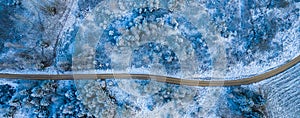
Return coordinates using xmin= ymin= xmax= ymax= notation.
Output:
xmin=0 ymin=0 xmax=299 ymax=118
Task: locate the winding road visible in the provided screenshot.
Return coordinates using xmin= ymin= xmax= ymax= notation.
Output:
xmin=0 ymin=55 xmax=299 ymax=86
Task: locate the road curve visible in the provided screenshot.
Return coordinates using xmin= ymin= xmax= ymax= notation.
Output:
xmin=0 ymin=55 xmax=299 ymax=86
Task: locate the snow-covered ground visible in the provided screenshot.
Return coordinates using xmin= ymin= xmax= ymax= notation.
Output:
xmin=0 ymin=0 xmax=299 ymax=117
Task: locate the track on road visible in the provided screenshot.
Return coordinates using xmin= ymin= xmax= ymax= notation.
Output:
xmin=0 ymin=55 xmax=299 ymax=86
